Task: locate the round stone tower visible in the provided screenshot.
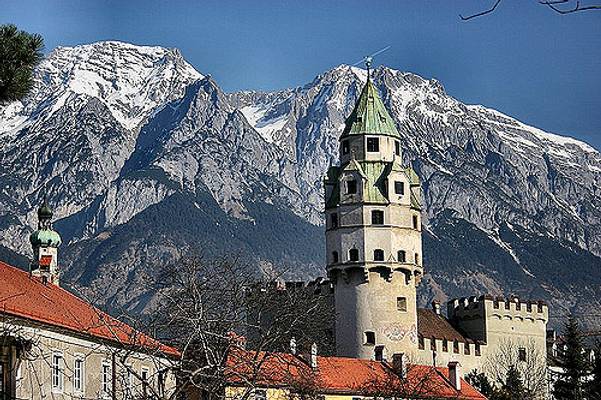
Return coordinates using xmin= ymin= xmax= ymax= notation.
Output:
xmin=29 ymin=198 xmax=62 ymax=285
xmin=324 ymin=73 xmax=423 ymax=360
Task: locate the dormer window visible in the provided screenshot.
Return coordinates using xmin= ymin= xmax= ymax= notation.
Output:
xmin=367 ymin=137 xmax=379 ymax=152
xmin=394 ymin=181 xmax=404 ymax=195
xmin=379 ymin=112 xmax=386 ymax=123
xmin=346 ymin=180 xmax=357 ymax=194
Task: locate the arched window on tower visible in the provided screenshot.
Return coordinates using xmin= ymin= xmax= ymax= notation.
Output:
xmin=373 ymin=249 xmax=384 ymax=261
xmin=332 ymin=251 xmax=339 ymax=263
xmin=397 ymin=250 xmax=406 ymax=263
xmin=349 ymin=249 xmax=359 ymax=262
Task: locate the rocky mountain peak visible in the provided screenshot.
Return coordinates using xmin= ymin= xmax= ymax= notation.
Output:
xmin=0 ymin=42 xmax=599 ymax=327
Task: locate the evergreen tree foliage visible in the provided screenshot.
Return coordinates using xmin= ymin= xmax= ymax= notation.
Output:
xmin=466 ymin=369 xmax=496 ymax=398
xmin=497 ymin=365 xmax=531 ymax=400
xmin=0 ymin=24 xmax=44 ymax=103
xmin=553 ymin=315 xmax=589 ymax=400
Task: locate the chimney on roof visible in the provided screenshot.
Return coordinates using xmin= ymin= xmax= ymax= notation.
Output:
xmin=448 ymin=361 xmax=461 ymax=391
xmin=392 ymin=353 xmax=407 ymax=379
xmin=432 ymin=300 xmax=441 ymax=315
xmin=290 ymin=337 xmax=297 ymax=355
xmin=310 ymin=342 xmax=318 ymax=369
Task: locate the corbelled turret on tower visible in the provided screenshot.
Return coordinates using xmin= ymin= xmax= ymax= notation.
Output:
xmin=29 ymin=197 xmax=62 ymax=285
xmin=324 ymin=65 xmax=422 ymax=360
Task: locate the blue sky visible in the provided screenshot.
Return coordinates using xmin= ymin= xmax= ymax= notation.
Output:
xmin=3 ymin=0 xmax=601 ymax=149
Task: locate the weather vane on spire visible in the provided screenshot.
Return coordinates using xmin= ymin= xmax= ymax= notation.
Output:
xmin=352 ymin=45 xmax=391 ymax=78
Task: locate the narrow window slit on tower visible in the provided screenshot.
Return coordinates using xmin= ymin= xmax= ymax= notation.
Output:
xmin=412 ymin=215 xmax=419 ymax=229
xmin=342 ymin=140 xmax=350 ymax=154
xmin=374 ymin=345 xmax=385 ymax=361
xmin=332 ymin=251 xmax=339 ymax=263
xmin=330 ymin=213 xmax=338 ymax=228
xmin=373 ymin=249 xmax=384 ymax=261
xmin=395 ymin=141 xmax=401 ymax=156
xmin=349 ymin=249 xmax=359 ymax=262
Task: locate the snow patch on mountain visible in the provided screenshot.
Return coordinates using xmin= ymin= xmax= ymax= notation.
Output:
xmin=240 ymin=106 xmax=289 ymax=143
xmin=0 ymin=41 xmax=202 ymax=135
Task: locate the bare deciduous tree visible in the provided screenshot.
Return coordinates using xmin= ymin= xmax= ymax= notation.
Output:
xmin=483 ymin=338 xmax=548 ymax=399
xmin=460 ymin=0 xmax=601 ymax=20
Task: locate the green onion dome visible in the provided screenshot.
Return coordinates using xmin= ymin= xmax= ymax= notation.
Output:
xmin=29 ymin=229 xmax=62 ymax=247
xmin=38 ymin=203 xmax=53 ymax=219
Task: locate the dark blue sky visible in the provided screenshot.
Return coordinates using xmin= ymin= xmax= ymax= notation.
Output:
xmin=3 ymin=0 xmax=601 ymax=149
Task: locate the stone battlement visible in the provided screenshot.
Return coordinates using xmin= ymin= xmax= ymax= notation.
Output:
xmin=447 ymin=295 xmax=547 ymax=319
xmin=446 ymin=295 xmax=548 ymax=344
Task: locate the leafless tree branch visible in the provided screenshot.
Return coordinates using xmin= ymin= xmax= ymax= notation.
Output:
xmin=460 ymin=0 xmax=601 ymax=20
xmin=460 ymin=0 xmax=503 ymax=20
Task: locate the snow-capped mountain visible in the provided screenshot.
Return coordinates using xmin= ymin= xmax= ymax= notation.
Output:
xmin=1 ymin=41 xmax=599 ymax=327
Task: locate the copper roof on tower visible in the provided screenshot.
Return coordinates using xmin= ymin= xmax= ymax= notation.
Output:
xmin=341 ymin=78 xmax=400 ymax=139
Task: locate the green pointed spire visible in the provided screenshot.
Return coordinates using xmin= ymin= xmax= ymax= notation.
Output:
xmin=341 ymin=78 xmax=400 ymax=139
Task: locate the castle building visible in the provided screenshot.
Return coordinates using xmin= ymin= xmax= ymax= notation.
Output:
xmin=0 ymin=201 xmax=178 ymax=399
xmin=323 ymin=69 xmax=549 ymax=392
xmin=324 ymin=75 xmax=423 ymax=360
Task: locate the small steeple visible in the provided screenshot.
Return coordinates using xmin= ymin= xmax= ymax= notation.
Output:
xmin=341 ymin=75 xmax=400 ymax=140
xmin=37 ymin=195 xmax=53 ymax=230
xmin=30 ymin=196 xmax=62 ymax=285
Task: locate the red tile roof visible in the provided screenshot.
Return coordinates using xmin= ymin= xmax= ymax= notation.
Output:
xmin=0 ymin=260 xmax=179 ymax=357
xmin=418 ymin=308 xmax=472 ymax=343
xmin=226 ymin=348 xmax=486 ymax=399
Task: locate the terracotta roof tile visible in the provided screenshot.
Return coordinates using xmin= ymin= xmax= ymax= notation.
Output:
xmin=418 ymin=308 xmax=471 ymax=343
xmin=0 ymin=260 xmax=179 ymax=357
xmin=226 ymin=348 xmax=486 ymax=399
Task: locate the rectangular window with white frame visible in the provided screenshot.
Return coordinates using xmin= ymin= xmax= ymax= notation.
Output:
xmin=73 ymin=355 xmax=85 ymax=393
xmin=51 ymin=351 xmax=64 ymax=392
